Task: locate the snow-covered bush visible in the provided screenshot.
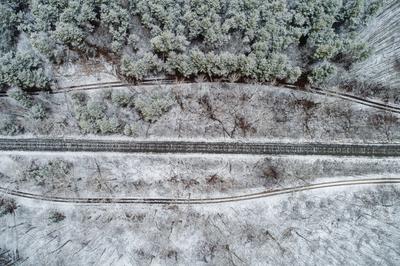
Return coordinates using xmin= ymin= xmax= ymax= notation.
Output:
xmin=8 ymin=88 xmax=33 ymax=108
xmin=123 ymin=124 xmax=137 ymax=136
xmin=313 ymin=43 xmax=341 ymax=60
xmin=0 ymin=51 xmax=50 ymax=90
xmin=309 ymin=62 xmax=337 ymax=84
xmin=97 ymin=116 xmax=121 ymax=134
xmin=53 ymin=21 xmax=86 ymax=50
xmin=22 ymin=159 xmax=72 ymax=186
xmin=30 ymin=32 xmax=57 ymax=59
xmin=120 ymin=53 xmax=163 ymax=81
xmin=128 ymin=33 xmax=140 ymax=51
xmin=48 ymin=210 xmax=65 ymax=223
xmin=101 ymin=1 xmax=129 ymax=53
xmin=29 ymin=103 xmax=47 ymax=120
xmin=166 ymin=52 xmax=195 ymax=78
xmin=337 ymin=39 xmax=371 ymax=65
xmin=73 ymin=100 xmax=106 ymax=134
xmin=87 ymin=101 xmax=106 ymax=119
xmin=0 ymin=197 xmax=17 ymax=217
xmin=71 ymin=92 xmax=87 ymax=105
xmin=78 ymin=118 xmax=99 ymax=134
xmin=29 ymin=0 xmax=97 ymax=55
xmin=151 ymin=31 xmax=188 ymax=55
xmin=134 ymin=91 xmax=175 ymax=122
xmin=0 ymin=114 xmax=23 ymax=135
xmin=338 ymin=0 xmax=382 ymax=31
xmin=111 ymin=91 xmax=134 ymax=108
xmin=0 ymin=1 xmax=21 ymax=53
xmin=181 ymin=0 xmax=228 ymax=47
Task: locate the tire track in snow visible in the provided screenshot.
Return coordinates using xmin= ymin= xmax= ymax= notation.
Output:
xmin=1 ymin=178 xmax=399 ymax=205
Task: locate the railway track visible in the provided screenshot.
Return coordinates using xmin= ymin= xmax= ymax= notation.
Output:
xmin=1 ymin=138 xmax=400 ymax=156
xmin=1 ymin=79 xmax=400 ymax=114
xmin=1 ymin=178 xmax=399 ymax=205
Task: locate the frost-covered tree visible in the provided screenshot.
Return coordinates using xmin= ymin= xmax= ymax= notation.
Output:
xmin=120 ymin=53 xmax=163 ymax=81
xmin=101 ymin=0 xmax=129 ymax=53
xmin=29 ymin=103 xmax=47 ymax=120
xmin=53 ymin=21 xmax=86 ymax=50
xmin=0 ymin=1 xmax=23 ymax=53
xmin=309 ymin=62 xmax=337 ymax=84
xmin=151 ymin=31 xmax=188 ymax=56
xmin=0 ymin=50 xmax=50 ymax=90
xmin=166 ymin=52 xmax=194 ymax=78
xmin=0 ymin=114 xmax=23 ymax=135
xmin=134 ymin=91 xmax=175 ymax=122
xmin=8 ymin=87 xmax=33 ymax=108
xmin=0 ymin=0 xmax=383 ymax=86
xmin=0 ymin=197 xmax=17 ymax=217
xmin=97 ymin=116 xmax=121 ymax=134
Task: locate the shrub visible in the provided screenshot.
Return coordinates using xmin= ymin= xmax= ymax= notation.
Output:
xmin=313 ymin=43 xmax=341 ymax=60
xmin=22 ymin=160 xmax=72 ymax=186
xmin=86 ymin=101 xmax=106 ymax=119
xmin=123 ymin=124 xmax=137 ymax=136
xmin=236 ymin=54 xmax=257 ymax=79
xmin=74 ymin=100 xmax=107 ymax=134
xmin=337 ymin=39 xmax=371 ymax=65
xmin=214 ymin=52 xmax=238 ymax=78
xmin=150 ymin=31 xmax=188 ymax=55
xmin=166 ymin=52 xmax=194 ymax=78
xmin=111 ymin=91 xmax=134 ymax=108
xmin=30 ymin=32 xmax=65 ymax=64
xmin=308 ymin=62 xmax=337 ymax=84
xmin=0 ymin=2 xmax=20 ymax=53
xmin=31 ymin=32 xmax=56 ymax=57
xmin=0 ymin=51 xmax=51 ymax=90
xmin=30 ymin=0 xmax=67 ymax=32
xmin=71 ymin=92 xmax=87 ymax=105
xmin=8 ymin=88 xmax=33 ymax=108
xmin=0 ymin=115 xmax=23 ymax=135
xmin=48 ymin=210 xmax=65 ymax=223
xmin=53 ymin=21 xmax=86 ymax=50
xmin=101 ymin=1 xmax=129 ymax=53
xmin=189 ymin=49 xmax=208 ymax=77
xmin=286 ymin=67 xmax=302 ymax=83
xmin=97 ymin=116 xmax=121 ymax=134
xmin=120 ymin=53 xmax=163 ymax=81
xmin=29 ymin=103 xmax=47 ymax=120
xmin=78 ymin=118 xmax=99 ymax=134
xmin=128 ymin=33 xmax=140 ymax=51
xmin=0 ymin=197 xmax=17 ymax=217
xmin=338 ymin=0 xmax=382 ymax=31
xmin=255 ymin=53 xmax=294 ymax=82
xmin=134 ymin=92 xmax=175 ymax=122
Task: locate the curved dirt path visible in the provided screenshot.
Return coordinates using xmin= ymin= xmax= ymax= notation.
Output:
xmin=1 ymin=79 xmax=399 ymax=114
xmin=1 ymin=178 xmax=399 ymax=205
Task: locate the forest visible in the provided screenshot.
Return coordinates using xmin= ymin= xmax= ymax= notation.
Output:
xmin=0 ymin=0 xmax=382 ymax=91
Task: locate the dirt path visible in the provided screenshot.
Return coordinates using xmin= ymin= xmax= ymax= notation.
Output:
xmin=1 ymin=178 xmax=399 ymax=205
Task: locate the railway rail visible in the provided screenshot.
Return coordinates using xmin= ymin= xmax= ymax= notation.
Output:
xmin=1 ymin=178 xmax=399 ymax=205
xmin=1 ymin=79 xmax=400 ymax=114
xmin=1 ymin=138 xmax=400 ymax=156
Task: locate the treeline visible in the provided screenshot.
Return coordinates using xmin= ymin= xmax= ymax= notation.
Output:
xmin=0 ymin=0 xmax=384 ymax=91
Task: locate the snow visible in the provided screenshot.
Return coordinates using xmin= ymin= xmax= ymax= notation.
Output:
xmin=1 ymin=182 xmax=399 ymax=265
xmin=2 ymin=82 xmax=400 ymax=143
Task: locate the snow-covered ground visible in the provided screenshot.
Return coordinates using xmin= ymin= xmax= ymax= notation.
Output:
xmin=1 ymin=152 xmax=400 ymax=198
xmin=1 ymin=54 xmax=400 ymax=265
xmin=2 ymin=83 xmax=400 ymax=143
xmin=1 ymin=182 xmax=399 ymax=265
